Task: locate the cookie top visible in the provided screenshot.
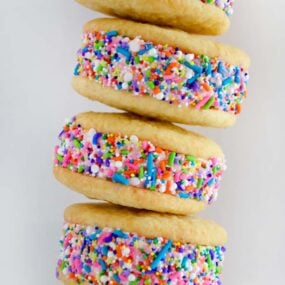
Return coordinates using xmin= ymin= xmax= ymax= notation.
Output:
xmin=76 ymin=0 xmax=232 ymax=35
xmin=65 ymin=203 xmax=227 ymax=245
xmin=76 ymin=112 xmax=224 ymax=159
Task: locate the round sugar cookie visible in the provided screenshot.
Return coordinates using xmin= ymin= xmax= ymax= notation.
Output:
xmin=56 ymin=203 xmax=227 ymax=285
xmin=72 ymin=18 xmax=250 ymax=128
xmin=75 ymin=0 xmax=234 ymax=35
xmin=53 ymin=112 xmax=226 ymax=215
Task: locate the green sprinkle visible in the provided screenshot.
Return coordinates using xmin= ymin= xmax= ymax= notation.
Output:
xmin=96 ymin=64 xmax=104 ymax=72
xmin=56 ymin=155 xmax=63 ymax=162
xmin=207 ymin=254 xmax=213 ymax=270
xmin=73 ymin=139 xmax=81 ymax=148
xmin=145 ymin=69 xmax=151 ymax=78
xmin=147 ymin=81 xmax=155 ymax=89
xmin=203 ymin=96 xmax=215 ymax=110
xmin=168 ymin=152 xmax=176 ymax=166
xmin=103 ymin=152 xmax=112 ymax=159
xmin=139 ymin=166 xmax=145 ymax=179
xmin=129 ymin=281 xmax=138 ymax=285
xmin=121 ymin=149 xmax=130 ymax=155
xmin=78 ymin=165 xmax=84 ymax=173
xmin=197 ymin=178 xmax=204 ymax=188
xmin=61 ymin=260 xmax=68 ymax=270
xmin=213 ymin=165 xmax=220 ymax=174
xmin=186 ymin=155 xmax=197 ymax=163
xmin=134 ymin=56 xmax=140 ymax=64
xmin=94 ymin=41 xmax=104 ymax=49
xmin=144 ymin=279 xmax=151 ymax=285
xmin=147 ymin=56 xmax=155 ymax=63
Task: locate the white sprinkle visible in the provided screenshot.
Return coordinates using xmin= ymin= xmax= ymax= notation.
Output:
xmin=128 ymin=274 xmax=136 ymax=281
xmin=57 ymin=147 xmax=64 ymax=155
xmin=122 ymin=247 xmax=130 ymax=256
xmin=84 ymin=52 xmax=92 ymax=59
xmin=115 ymin=161 xmax=123 ymax=168
xmin=158 ymin=183 xmax=166 ymax=193
xmin=86 ymin=226 xmax=94 ymax=235
xmin=129 ymin=39 xmax=141 ymax=52
xmin=185 ymin=53 xmax=195 ymax=61
xmin=147 ymin=48 xmax=158 ymax=57
xmin=170 ymin=183 xmax=177 ymax=192
xmin=100 ymin=276 xmax=109 ymax=283
xmin=107 ymin=251 xmax=115 ymax=258
xmin=122 ymin=82 xmax=128 ymax=90
xmin=155 ymin=93 xmax=164 ymax=100
xmin=91 ymin=165 xmax=99 ymax=174
xmin=186 ymin=69 xmax=195 ymax=79
xmin=87 ymin=128 xmax=96 ymax=141
xmin=130 ymin=135 xmax=138 ymax=144
xmin=124 ymin=72 xmax=133 ymax=82
xmin=130 ymin=177 xmax=140 ymax=186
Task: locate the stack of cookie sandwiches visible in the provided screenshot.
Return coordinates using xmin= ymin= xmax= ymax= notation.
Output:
xmin=53 ymin=1 xmax=250 ymax=284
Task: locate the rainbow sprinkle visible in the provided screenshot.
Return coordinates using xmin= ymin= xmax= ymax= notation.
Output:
xmin=74 ymin=31 xmax=248 ymax=115
xmin=54 ymin=117 xmax=226 ymax=204
xmin=56 ymin=223 xmax=226 ymax=284
xmin=201 ymin=0 xmax=235 ymax=16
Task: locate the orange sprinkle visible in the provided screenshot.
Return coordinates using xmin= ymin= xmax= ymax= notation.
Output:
xmin=166 ymin=180 xmax=172 ymax=193
xmin=124 ymin=170 xmax=135 ymax=176
xmin=153 ymin=86 xmax=161 ymax=94
xmin=113 ymin=156 xmax=122 ymax=161
xmin=162 ymin=171 xmax=171 ymax=179
xmin=155 ymin=147 xmax=164 ymax=153
xmin=236 ymin=103 xmax=242 ymax=114
xmin=159 ymin=160 xmax=167 ymax=171
xmin=202 ymin=83 xmax=211 ymax=92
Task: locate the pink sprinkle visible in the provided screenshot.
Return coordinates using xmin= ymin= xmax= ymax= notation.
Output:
xmin=98 ymin=231 xmax=112 ymax=244
xmin=195 ymin=94 xmax=211 ymax=109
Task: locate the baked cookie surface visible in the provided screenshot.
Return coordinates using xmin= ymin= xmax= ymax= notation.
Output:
xmin=73 ymin=18 xmax=250 ymax=128
xmin=54 ymin=112 xmax=226 ymax=214
xmin=75 ymin=0 xmax=234 ymax=35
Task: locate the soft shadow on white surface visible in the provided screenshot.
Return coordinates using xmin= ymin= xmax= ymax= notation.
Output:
xmin=0 ymin=0 xmax=284 ymax=284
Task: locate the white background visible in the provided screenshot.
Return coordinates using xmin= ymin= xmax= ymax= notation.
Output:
xmin=0 ymin=0 xmax=284 ymax=284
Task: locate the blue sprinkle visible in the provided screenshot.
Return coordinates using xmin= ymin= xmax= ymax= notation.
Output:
xmin=82 ymin=47 xmax=89 ymax=55
xmin=206 ymin=62 xmax=212 ymax=76
xmin=181 ymin=256 xmax=189 ymax=270
xmin=83 ymin=264 xmax=91 ymax=273
xmin=116 ymin=46 xmax=131 ymax=60
xmin=138 ymin=44 xmax=153 ymax=55
xmin=178 ymin=192 xmax=190 ymax=199
xmin=151 ymin=240 xmax=172 ymax=270
xmin=218 ymin=62 xmax=224 ymax=73
xmin=113 ymin=229 xmax=128 ymax=239
xmin=186 ymin=74 xmax=200 ymax=85
xmin=99 ymin=259 xmax=107 ymax=271
xmin=89 ymin=233 xmax=97 ymax=240
xmin=101 ymin=245 xmax=108 ymax=256
xmin=147 ymin=153 xmax=154 ymax=174
xmin=106 ymin=30 xmax=118 ymax=37
xmin=112 ymin=173 xmax=129 ymax=185
xmin=222 ymin=77 xmax=233 ymax=86
xmin=74 ymin=64 xmax=80 ymax=76
xmin=207 ymin=178 xmax=215 ymax=186
xmin=235 ymin=69 xmax=241 ymax=83
xmin=113 ymin=274 xmax=120 ymax=283
xmin=151 ymin=168 xmax=157 ymax=188
xmin=92 ymin=133 xmax=102 ymax=145
xmin=184 ymin=61 xmax=203 ymax=74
